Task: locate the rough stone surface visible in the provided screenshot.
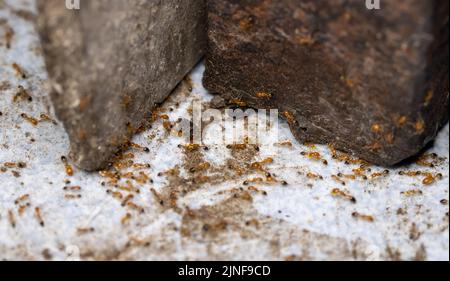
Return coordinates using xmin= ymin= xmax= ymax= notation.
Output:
xmin=0 ymin=0 xmax=448 ymax=260
xmin=37 ymin=0 xmax=206 ymax=171
xmin=204 ymin=0 xmax=449 ymax=166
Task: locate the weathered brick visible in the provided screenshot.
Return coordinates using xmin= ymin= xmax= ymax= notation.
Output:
xmin=204 ymin=0 xmax=449 ymax=165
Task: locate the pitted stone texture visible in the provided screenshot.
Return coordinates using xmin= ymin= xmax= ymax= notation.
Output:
xmin=204 ymin=0 xmax=449 ymax=166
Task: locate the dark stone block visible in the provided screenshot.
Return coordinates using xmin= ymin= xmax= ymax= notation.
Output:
xmin=204 ymin=0 xmax=449 ymax=166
